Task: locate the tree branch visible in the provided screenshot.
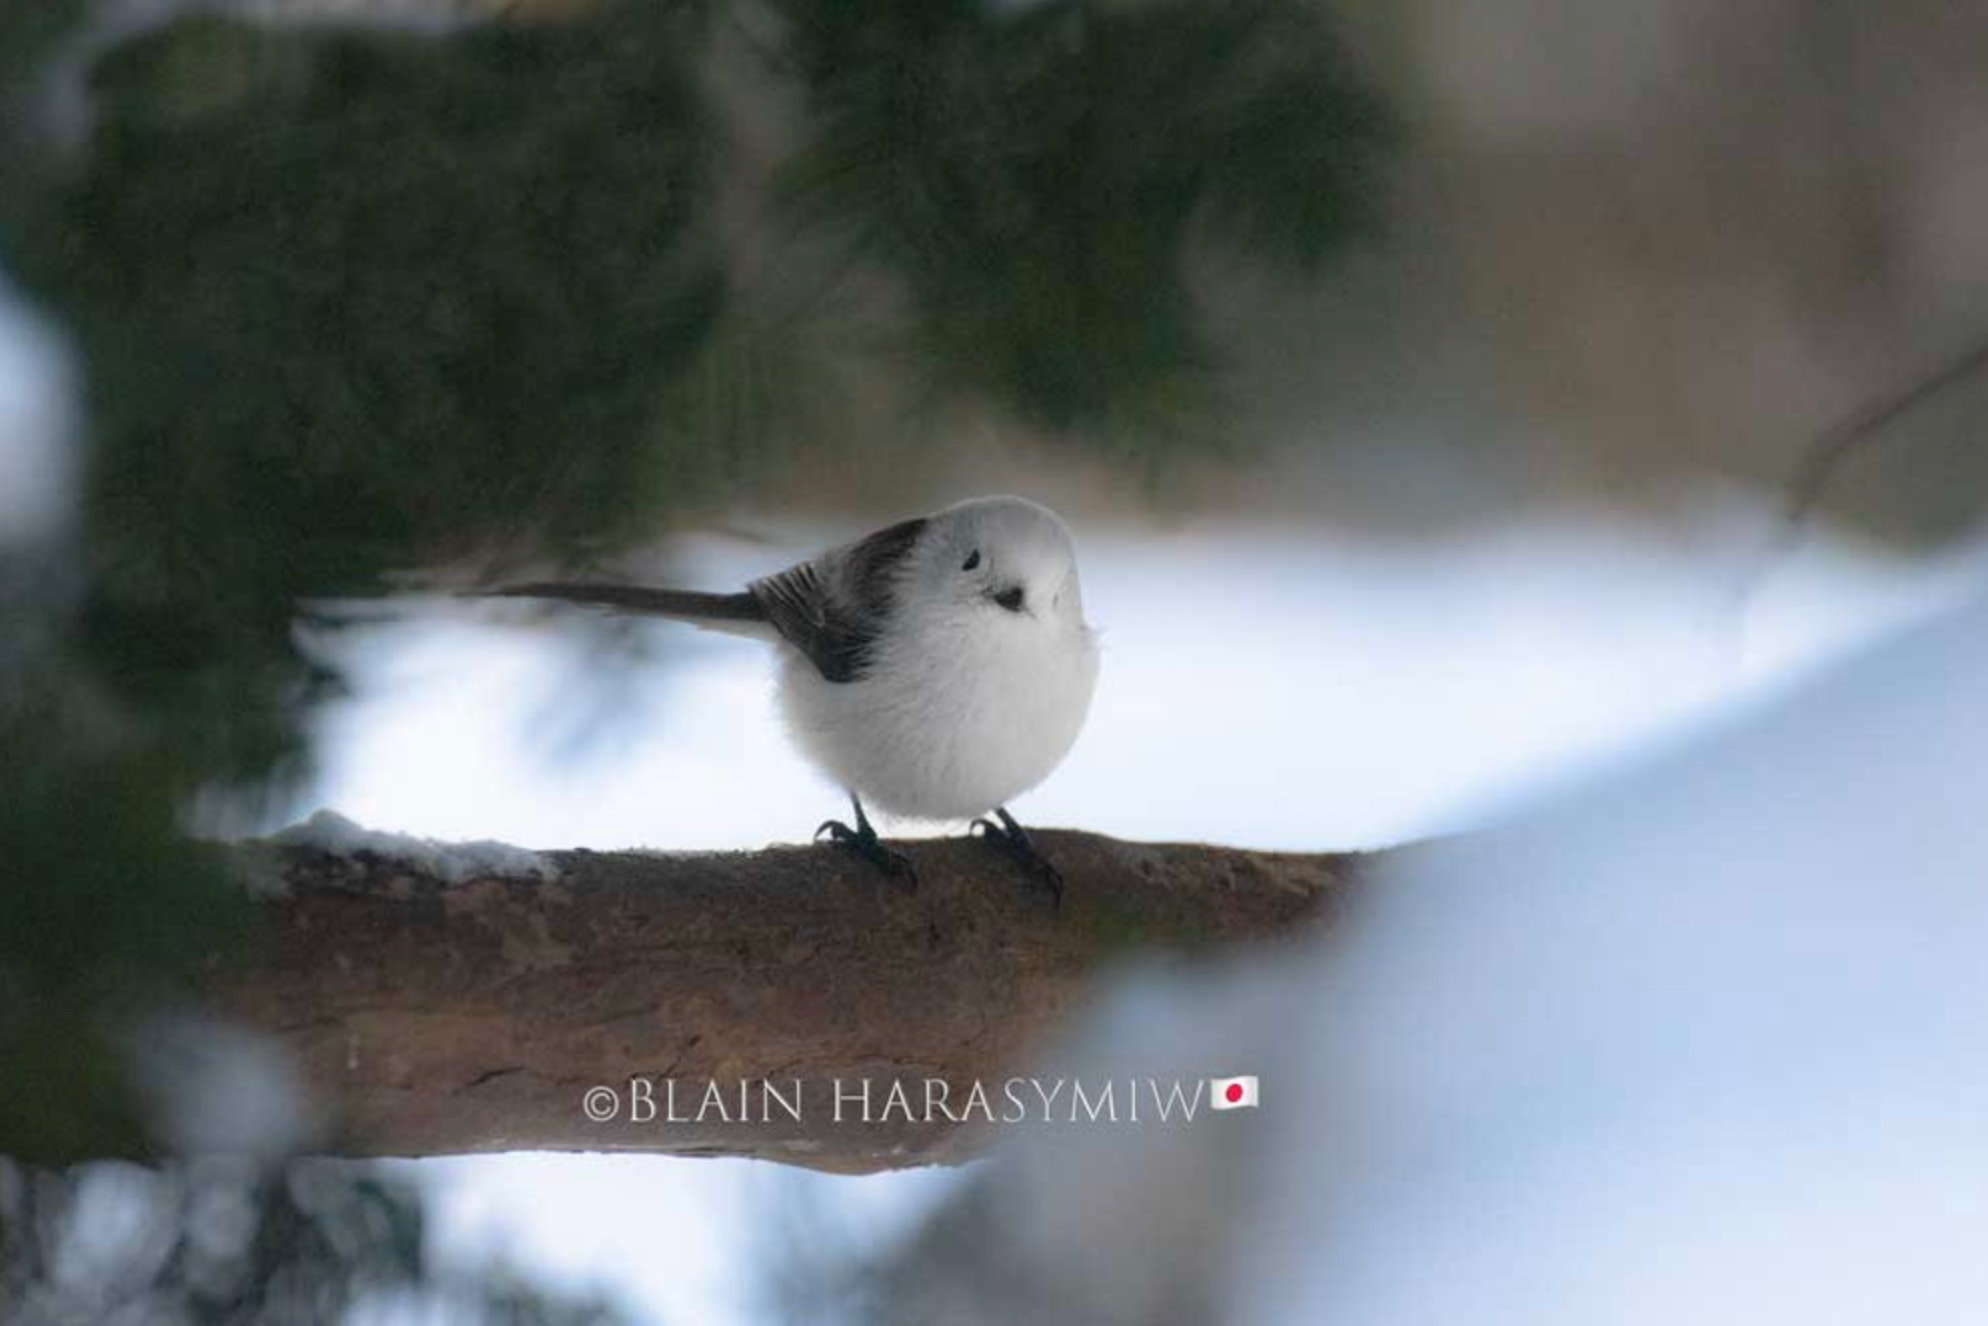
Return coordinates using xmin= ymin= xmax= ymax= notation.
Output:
xmin=205 ymin=832 xmax=1362 ymax=1172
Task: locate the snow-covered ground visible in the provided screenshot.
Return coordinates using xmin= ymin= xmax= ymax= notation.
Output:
xmin=885 ymin=565 xmax=1988 ymax=1326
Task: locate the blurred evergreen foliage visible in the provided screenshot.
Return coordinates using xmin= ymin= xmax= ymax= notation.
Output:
xmin=15 ymin=2 xmax=727 ymax=785
xmin=1 ymin=1156 xmax=628 ymax=1323
xmin=774 ymin=0 xmax=1394 ymax=433
xmin=0 ymin=0 xmax=1391 ymax=1166
xmin=3 ymin=0 xmax=726 ymax=1165
xmin=0 ymin=4 xmax=85 ymax=97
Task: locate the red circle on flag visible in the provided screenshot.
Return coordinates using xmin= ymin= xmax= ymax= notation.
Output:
xmin=1225 ymin=1083 xmax=1244 ymax=1104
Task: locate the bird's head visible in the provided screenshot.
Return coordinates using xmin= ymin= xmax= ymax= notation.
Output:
xmin=917 ymin=495 xmax=1089 ymax=632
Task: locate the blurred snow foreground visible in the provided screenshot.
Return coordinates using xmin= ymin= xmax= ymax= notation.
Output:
xmin=856 ymin=585 xmax=1988 ymax=1325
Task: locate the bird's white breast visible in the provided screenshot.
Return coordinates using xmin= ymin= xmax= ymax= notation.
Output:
xmin=774 ymin=605 xmax=1099 ymax=821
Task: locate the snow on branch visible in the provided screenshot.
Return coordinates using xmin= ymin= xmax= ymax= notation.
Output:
xmin=268 ymin=810 xmax=556 ymax=885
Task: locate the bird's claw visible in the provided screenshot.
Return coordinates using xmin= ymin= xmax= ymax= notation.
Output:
xmin=971 ymin=814 xmax=1063 ymax=907
xmin=817 ymin=819 xmax=918 ymax=891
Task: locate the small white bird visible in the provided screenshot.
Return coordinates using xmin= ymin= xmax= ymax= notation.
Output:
xmin=486 ymin=496 xmax=1099 ymax=897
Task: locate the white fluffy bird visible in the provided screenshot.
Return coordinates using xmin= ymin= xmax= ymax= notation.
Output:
xmin=486 ymin=496 xmax=1099 ymax=896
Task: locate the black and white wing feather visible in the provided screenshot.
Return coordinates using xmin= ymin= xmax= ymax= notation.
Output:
xmin=749 ymin=516 xmax=927 ymax=683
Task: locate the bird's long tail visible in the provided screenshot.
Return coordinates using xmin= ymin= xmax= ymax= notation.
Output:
xmin=473 ymin=582 xmax=768 ymax=624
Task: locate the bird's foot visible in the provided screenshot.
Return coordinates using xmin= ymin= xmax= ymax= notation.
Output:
xmin=816 ymin=819 xmax=918 ymax=892
xmin=970 ymin=808 xmax=1063 ymax=907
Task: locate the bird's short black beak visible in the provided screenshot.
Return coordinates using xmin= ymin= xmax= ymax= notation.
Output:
xmin=990 ymin=584 xmax=1026 ymax=613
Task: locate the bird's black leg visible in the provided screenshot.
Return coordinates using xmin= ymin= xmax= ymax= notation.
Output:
xmin=816 ymin=793 xmax=916 ymax=890
xmin=970 ymin=806 xmax=1063 ymax=905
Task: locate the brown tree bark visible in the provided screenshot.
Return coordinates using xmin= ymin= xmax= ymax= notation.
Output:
xmin=204 ymin=832 xmax=1363 ymax=1173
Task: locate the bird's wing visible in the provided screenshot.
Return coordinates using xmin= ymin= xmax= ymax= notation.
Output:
xmin=749 ymin=516 xmax=927 ymax=683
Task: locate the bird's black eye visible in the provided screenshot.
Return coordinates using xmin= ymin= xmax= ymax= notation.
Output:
xmin=994 ymin=585 xmax=1025 ymax=612
xmin=961 ymin=550 xmax=981 ymax=572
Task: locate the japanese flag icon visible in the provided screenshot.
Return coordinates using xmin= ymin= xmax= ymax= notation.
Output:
xmin=1210 ymin=1075 xmax=1259 ymax=1110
